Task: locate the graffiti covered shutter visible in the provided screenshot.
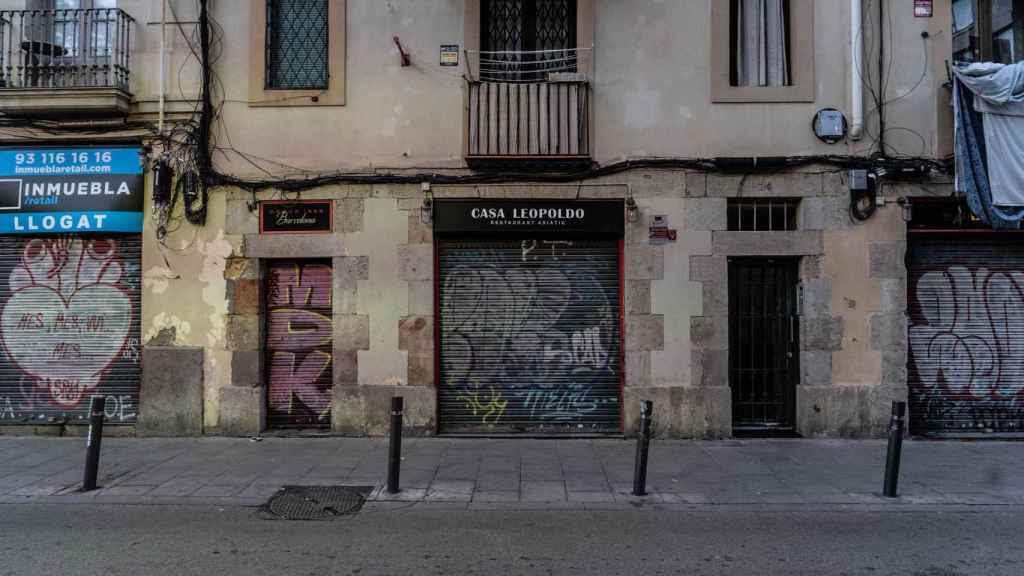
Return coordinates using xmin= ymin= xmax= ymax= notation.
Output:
xmin=266 ymin=260 xmax=334 ymax=429
xmin=438 ymin=239 xmax=622 ymax=434
xmin=908 ymin=237 xmax=1024 ymax=437
xmin=0 ymin=235 xmax=141 ymax=425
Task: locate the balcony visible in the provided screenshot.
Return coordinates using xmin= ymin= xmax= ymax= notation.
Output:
xmin=0 ymin=8 xmax=134 ymax=116
xmin=465 ymin=48 xmax=592 ymax=169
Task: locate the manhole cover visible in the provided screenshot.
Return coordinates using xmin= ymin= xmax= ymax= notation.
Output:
xmin=265 ymin=486 xmax=371 ymax=520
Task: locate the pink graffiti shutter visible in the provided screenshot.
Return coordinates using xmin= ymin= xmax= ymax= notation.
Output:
xmin=0 ymin=236 xmax=142 ymax=426
xmin=266 ymin=260 xmax=334 ymax=429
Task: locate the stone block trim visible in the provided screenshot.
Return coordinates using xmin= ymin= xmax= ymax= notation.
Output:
xmin=801 ymin=351 xmax=833 ymax=387
xmin=230 ymin=350 xmax=262 ymax=388
xmin=625 ymin=351 xmax=651 ymax=388
xmin=407 ymin=211 xmax=433 ymax=244
xmin=628 ymin=170 xmax=685 ymax=197
xmin=398 ymin=315 xmax=433 ymax=354
xmin=711 ymin=231 xmax=823 ymax=256
xmin=683 ymin=197 xmax=727 ymax=231
xmin=217 ymin=386 xmax=264 ymax=436
xmin=334 ymin=315 xmax=371 ymax=351
xmin=626 ymin=314 xmax=665 ymax=351
xmin=707 ymin=173 xmax=823 ymax=198
xmin=398 ymin=244 xmax=434 ymax=281
xmin=870 ymin=313 xmax=908 ymax=351
xmin=335 ymin=198 xmax=365 ymax=233
xmin=334 ymin=349 xmax=359 ymax=386
xmin=801 ymin=317 xmax=844 ymax=351
xmin=690 ymin=316 xmax=728 ymax=351
xmin=691 ymin=348 xmax=728 ymax=388
xmin=333 ymin=256 xmax=369 ymax=315
xmin=626 ymin=245 xmax=665 ymax=280
xmin=225 ymin=314 xmax=260 ymax=352
xmin=224 ymin=257 xmax=259 ymax=281
xmin=689 ymin=255 xmax=727 ymax=283
xmin=407 ymin=353 xmax=435 ymax=387
xmin=243 ymin=234 xmax=346 ymax=258
xmin=869 ymin=241 xmax=907 ymax=280
xmin=626 ymin=280 xmax=651 ymax=314
xmin=226 ymin=278 xmax=260 ymax=315
xmin=685 ymin=172 xmax=707 ymax=197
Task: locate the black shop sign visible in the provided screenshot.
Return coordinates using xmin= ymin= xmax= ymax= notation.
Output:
xmin=433 ymin=200 xmax=624 ymax=236
xmin=259 ymin=200 xmax=334 ymax=234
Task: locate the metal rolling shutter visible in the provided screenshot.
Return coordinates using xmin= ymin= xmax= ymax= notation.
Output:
xmin=265 ymin=260 xmax=334 ymax=429
xmin=438 ymin=239 xmax=622 ymax=434
xmin=908 ymin=236 xmax=1024 ymax=437
xmin=0 ymin=235 xmax=141 ymax=426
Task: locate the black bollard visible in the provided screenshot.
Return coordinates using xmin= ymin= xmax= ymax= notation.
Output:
xmin=387 ymin=396 xmax=404 ymax=494
xmin=882 ymin=401 xmax=906 ymax=498
xmin=632 ymin=400 xmax=653 ymax=496
xmin=82 ymin=396 xmax=106 ymax=492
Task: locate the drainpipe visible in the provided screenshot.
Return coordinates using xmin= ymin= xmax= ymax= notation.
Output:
xmin=158 ymin=0 xmax=167 ymax=135
xmin=850 ymin=0 xmax=864 ymax=140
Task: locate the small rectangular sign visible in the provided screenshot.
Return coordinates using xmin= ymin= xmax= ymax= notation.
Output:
xmin=914 ymin=0 xmax=932 ymax=17
xmin=0 ymin=146 xmax=144 ymax=234
xmin=440 ymin=44 xmax=459 ymax=67
xmin=433 ymin=200 xmax=624 ymax=236
xmin=260 ymin=200 xmax=334 ymax=234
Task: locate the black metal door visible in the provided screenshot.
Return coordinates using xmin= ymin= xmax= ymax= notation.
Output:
xmin=265 ymin=260 xmax=333 ymax=429
xmin=437 ymin=238 xmax=622 ymax=434
xmin=728 ymin=258 xmax=799 ymax=432
xmin=0 ymin=235 xmax=141 ymax=426
xmin=908 ymin=237 xmax=1024 ymax=437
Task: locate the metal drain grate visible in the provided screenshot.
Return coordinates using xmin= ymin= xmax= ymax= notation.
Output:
xmin=265 ymin=486 xmax=371 ymax=520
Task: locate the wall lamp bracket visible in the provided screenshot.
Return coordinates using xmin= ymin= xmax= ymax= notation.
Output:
xmin=393 ymin=36 xmax=411 ymax=67
xmin=626 ymin=196 xmax=639 ymax=223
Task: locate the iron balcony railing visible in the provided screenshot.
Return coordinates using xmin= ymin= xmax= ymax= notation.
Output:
xmin=465 ymin=48 xmax=591 ymax=160
xmin=0 ymin=8 xmax=134 ymax=91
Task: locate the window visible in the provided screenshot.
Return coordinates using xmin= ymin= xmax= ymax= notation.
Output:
xmin=249 ymin=0 xmax=345 ymax=107
xmin=265 ymin=0 xmax=328 ymax=90
xmin=953 ymin=0 xmax=1024 ymax=64
xmin=730 ymin=0 xmax=790 ymax=87
xmin=728 ymin=199 xmax=800 ymax=231
xmin=711 ymin=0 xmax=814 ymax=103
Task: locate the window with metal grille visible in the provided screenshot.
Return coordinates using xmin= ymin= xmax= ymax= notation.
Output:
xmin=265 ymin=0 xmax=329 ymax=90
xmin=481 ymin=0 xmax=577 ymax=81
xmin=727 ymin=198 xmax=800 ymax=231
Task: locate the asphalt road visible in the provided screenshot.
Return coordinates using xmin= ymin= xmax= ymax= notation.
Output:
xmin=1 ymin=504 xmax=1022 ymax=576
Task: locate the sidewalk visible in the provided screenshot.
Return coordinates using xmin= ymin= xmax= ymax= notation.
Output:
xmin=1 ymin=437 xmax=1022 ymax=510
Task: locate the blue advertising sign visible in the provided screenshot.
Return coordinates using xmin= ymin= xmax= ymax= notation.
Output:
xmin=0 ymin=146 xmax=144 ymax=234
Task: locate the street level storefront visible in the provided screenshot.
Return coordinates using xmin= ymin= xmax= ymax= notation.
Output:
xmin=0 ymin=146 xmax=143 ymax=427
xmin=433 ymin=199 xmax=625 ymax=434
xmin=908 ymin=232 xmax=1024 ymax=437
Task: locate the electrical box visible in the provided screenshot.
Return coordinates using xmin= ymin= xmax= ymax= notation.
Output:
xmin=815 ymin=110 xmax=845 ymax=140
xmin=849 ymin=169 xmax=870 ymax=191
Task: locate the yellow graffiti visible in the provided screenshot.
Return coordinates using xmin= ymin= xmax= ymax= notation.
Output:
xmin=456 ymin=385 xmax=508 ymax=425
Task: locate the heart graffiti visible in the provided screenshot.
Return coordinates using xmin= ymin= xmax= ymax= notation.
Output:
xmin=0 ymin=238 xmax=131 ymax=407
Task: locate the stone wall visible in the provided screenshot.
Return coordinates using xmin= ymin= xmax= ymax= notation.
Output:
xmin=142 ymin=168 xmax=953 ymax=438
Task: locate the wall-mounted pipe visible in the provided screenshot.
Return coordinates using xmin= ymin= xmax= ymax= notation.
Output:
xmin=158 ymin=0 xmax=166 ymax=134
xmin=850 ymin=0 xmax=864 ymax=140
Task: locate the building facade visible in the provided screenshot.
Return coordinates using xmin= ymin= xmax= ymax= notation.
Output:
xmin=0 ymin=0 xmax=1002 ymax=439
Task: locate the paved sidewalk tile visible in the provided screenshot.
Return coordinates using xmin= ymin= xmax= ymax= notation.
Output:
xmin=1 ymin=437 xmax=1023 ymax=510
xmin=522 ymin=481 xmax=566 ymax=502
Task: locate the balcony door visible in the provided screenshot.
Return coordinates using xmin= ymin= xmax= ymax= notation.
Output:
xmin=480 ymin=0 xmax=577 ymax=82
xmin=24 ymin=0 xmax=119 ymax=87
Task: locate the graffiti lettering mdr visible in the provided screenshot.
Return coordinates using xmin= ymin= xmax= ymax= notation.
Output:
xmin=0 ymin=238 xmax=131 ymax=407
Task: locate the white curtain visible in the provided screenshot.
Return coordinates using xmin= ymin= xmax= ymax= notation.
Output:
xmin=736 ymin=0 xmax=790 ymax=87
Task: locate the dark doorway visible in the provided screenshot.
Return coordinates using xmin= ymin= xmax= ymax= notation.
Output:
xmin=728 ymin=258 xmax=799 ymax=434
